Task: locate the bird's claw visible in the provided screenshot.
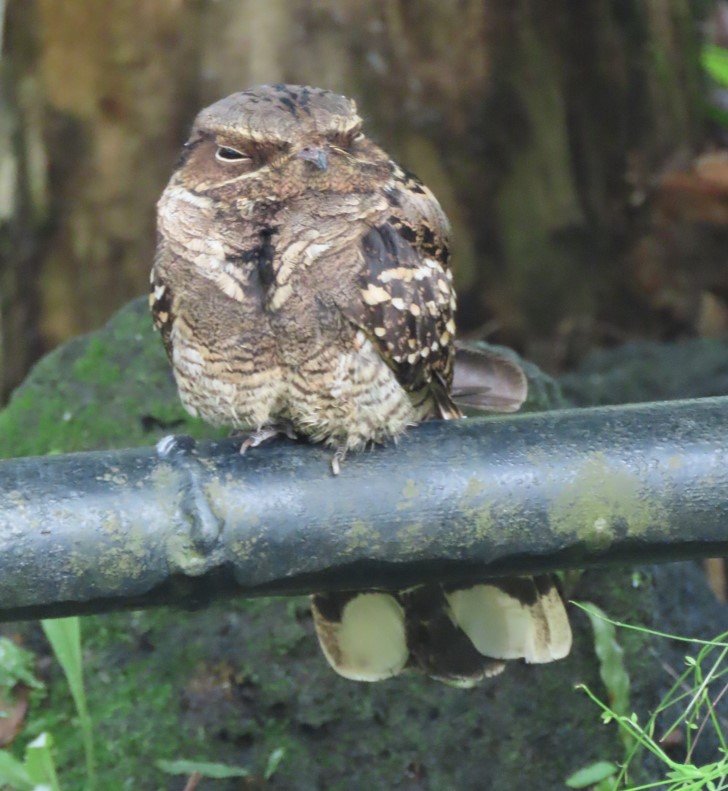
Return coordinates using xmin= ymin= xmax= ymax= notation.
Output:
xmin=330 ymin=445 xmax=347 ymax=476
xmin=236 ymin=423 xmax=297 ymax=455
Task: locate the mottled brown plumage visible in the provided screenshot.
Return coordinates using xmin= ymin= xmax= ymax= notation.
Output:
xmin=152 ymin=85 xmax=457 ymax=459
xmin=151 ymin=84 xmax=571 ymax=684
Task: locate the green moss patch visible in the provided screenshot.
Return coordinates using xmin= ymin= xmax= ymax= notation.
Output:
xmin=0 ymin=298 xmax=221 ymax=459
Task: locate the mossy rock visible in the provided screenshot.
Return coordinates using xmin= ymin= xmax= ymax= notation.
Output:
xmin=1 ymin=298 xmax=725 ymax=789
xmin=560 ymin=338 xmax=728 ymax=407
xmin=0 ymin=298 xmax=223 ymax=459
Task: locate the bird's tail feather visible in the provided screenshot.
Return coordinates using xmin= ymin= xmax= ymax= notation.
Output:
xmin=311 ymin=575 xmax=572 ymax=685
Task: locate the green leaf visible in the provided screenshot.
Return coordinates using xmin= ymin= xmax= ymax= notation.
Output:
xmin=264 ymin=747 xmax=286 ymax=780
xmin=706 ymin=103 xmax=728 ymax=128
xmin=0 ymin=638 xmax=43 ymax=694
xmin=703 ymin=44 xmax=728 ymax=87
xmin=25 ymin=732 xmax=61 ymax=791
xmin=565 ymin=761 xmax=618 ymax=788
xmin=0 ymin=749 xmax=33 ymax=790
xmin=580 ymin=602 xmax=632 ymax=753
xmin=156 ymin=759 xmax=250 ymax=779
xmin=41 ymin=618 xmax=95 ymax=789
xmin=581 ymin=604 xmax=630 ymax=717
xmin=40 ymin=620 xmax=82 ymax=708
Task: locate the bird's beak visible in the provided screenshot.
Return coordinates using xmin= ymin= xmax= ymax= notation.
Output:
xmin=296 ymin=146 xmax=329 ymax=171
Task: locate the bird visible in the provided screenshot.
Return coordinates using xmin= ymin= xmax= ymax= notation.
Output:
xmin=150 ymin=83 xmax=572 ymax=685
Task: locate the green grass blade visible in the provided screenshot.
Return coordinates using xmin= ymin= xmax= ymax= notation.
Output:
xmin=0 ymin=749 xmax=33 ymax=790
xmin=581 ymin=602 xmax=632 ymax=753
xmin=25 ymin=732 xmax=61 ymax=791
xmin=41 ymin=618 xmax=95 ymax=790
xmin=572 ymin=603 xmax=728 ymax=648
xmin=156 ymin=759 xmax=251 ymax=779
xmin=566 ymin=760 xmax=618 ymax=788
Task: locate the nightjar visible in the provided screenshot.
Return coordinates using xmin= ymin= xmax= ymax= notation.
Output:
xmin=151 ymin=84 xmax=571 ymax=685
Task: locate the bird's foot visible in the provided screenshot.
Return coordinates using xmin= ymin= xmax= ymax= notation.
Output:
xmin=235 ymin=422 xmax=298 ymax=455
xmin=330 ymin=445 xmax=348 ymax=476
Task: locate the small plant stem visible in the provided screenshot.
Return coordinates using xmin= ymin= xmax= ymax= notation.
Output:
xmin=182 ymin=772 xmax=203 ymax=791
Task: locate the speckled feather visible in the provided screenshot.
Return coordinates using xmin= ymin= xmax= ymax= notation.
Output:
xmin=151 ymin=84 xmax=571 ymax=684
xmin=151 ymin=84 xmax=459 ymax=450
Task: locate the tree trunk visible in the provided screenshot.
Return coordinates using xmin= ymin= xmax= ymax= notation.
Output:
xmin=1 ymin=0 xmax=707 ymax=401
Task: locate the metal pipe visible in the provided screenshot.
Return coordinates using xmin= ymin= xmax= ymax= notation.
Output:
xmin=1 ymin=396 xmax=727 ymax=622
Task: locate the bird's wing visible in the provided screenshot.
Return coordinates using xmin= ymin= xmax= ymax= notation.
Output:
xmin=451 ymin=344 xmax=528 ymax=413
xmin=149 ymin=244 xmax=177 ymax=362
xmin=337 ymin=166 xmax=459 ymax=417
xmin=339 ymin=165 xmax=529 ymax=417
xmin=314 ymin=170 xmax=570 ymax=687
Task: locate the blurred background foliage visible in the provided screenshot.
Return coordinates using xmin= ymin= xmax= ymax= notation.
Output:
xmin=2 ymin=0 xmax=728 ymax=404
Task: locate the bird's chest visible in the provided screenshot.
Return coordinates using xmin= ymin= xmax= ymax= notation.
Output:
xmin=230 ymin=223 xmax=360 ymax=354
xmin=159 ymin=195 xmax=415 ymax=442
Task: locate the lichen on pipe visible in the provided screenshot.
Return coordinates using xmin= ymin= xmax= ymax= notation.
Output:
xmin=1 ymin=396 xmax=728 ymax=622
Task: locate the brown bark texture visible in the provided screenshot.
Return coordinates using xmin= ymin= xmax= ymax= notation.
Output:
xmin=0 ymin=0 xmax=707 ymax=402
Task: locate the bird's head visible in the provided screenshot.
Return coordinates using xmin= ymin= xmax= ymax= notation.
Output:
xmin=170 ymin=84 xmax=392 ymax=203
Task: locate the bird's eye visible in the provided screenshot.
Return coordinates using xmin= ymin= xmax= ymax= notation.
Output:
xmin=327 ymin=131 xmax=364 ymax=150
xmin=215 ymin=146 xmax=249 ymax=163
